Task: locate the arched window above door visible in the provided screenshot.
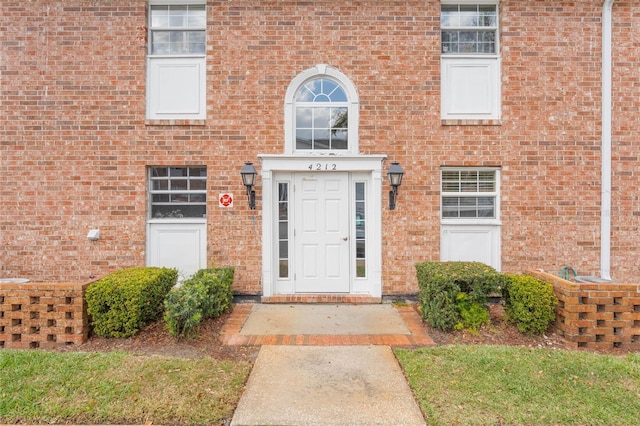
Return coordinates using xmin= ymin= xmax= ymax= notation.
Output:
xmin=284 ymin=65 xmax=359 ymax=155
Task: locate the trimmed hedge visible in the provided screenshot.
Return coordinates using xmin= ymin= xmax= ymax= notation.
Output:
xmin=503 ymin=274 xmax=558 ymax=335
xmin=85 ymin=267 xmax=178 ymax=338
xmin=164 ymin=267 xmax=234 ymax=338
xmin=415 ymin=261 xmax=504 ymax=332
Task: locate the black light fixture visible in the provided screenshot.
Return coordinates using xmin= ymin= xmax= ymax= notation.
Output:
xmin=388 ymin=162 xmax=404 ymax=210
xmin=240 ymin=162 xmax=257 ymax=210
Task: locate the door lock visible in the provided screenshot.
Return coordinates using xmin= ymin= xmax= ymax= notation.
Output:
xmin=342 ymin=237 xmax=348 ymax=241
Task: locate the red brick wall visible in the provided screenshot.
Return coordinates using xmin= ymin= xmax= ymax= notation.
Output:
xmin=1 ymin=1 xmax=639 ymax=295
xmin=0 ymin=281 xmax=91 ymax=349
xmin=529 ymin=270 xmax=640 ymax=351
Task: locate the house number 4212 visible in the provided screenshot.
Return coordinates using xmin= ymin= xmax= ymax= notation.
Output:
xmin=308 ymin=163 xmax=337 ymax=171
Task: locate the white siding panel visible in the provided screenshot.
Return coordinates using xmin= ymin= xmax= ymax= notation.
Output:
xmin=441 ymin=225 xmax=501 ymax=270
xmin=147 ymin=222 xmax=207 ymax=281
xmin=441 ymin=57 xmax=500 ymax=120
xmin=147 ymin=57 xmax=206 ymax=119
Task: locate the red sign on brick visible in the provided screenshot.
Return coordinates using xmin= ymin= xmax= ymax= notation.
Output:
xmin=219 ymin=193 xmax=233 ymax=208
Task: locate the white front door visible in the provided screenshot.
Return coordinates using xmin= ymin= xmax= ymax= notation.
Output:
xmin=294 ymin=172 xmax=350 ymax=293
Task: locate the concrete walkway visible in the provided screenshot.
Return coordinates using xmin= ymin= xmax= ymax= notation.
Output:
xmin=225 ymin=304 xmax=433 ymax=426
xmin=231 ymin=345 xmax=426 ymax=426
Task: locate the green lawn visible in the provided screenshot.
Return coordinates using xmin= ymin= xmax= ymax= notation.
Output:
xmin=2 ymin=346 xmax=639 ymax=425
xmin=0 ymin=350 xmax=251 ymax=425
xmin=396 ymin=345 xmax=640 ymax=426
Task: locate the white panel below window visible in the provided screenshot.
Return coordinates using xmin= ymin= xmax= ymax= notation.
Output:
xmin=441 ymin=57 xmax=500 ymax=120
xmin=440 ymin=224 xmax=501 ymax=271
xmin=147 ymin=57 xmax=206 ymax=119
xmin=147 ymin=222 xmax=206 ymax=282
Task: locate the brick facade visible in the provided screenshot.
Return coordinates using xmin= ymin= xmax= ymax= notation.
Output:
xmin=1 ymin=1 xmax=639 ymax=296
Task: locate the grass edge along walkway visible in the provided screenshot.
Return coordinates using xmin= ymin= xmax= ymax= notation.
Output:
xmin=396 ymin=345 xmax=640 ymax=426
xmin=2 ymin=346 xmax=639 ymax=425
xmin=0 ymin=350 xmax=251 ymax=426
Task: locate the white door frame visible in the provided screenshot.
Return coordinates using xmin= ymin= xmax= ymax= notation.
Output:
xmin=260 ymin=154 xmax=386 ymax=298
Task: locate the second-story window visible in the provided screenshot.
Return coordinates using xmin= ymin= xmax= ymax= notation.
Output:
xmin=146 ymin=2 xmax=207 ymax=121
xmin=295 ymin=78 xmax=349 ymax=151
xmin=149 ymin=4 xmax=206 ymax=55
xmin=284 ymin=65 xmax=360 ymax=155
xmin=441 ymin=4 xmax=497 ymax=54
xmin=440 ymin=2 xmax=501 ymax=121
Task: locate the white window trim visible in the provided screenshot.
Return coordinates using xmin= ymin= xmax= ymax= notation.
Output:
xmin=441 ymin=2 xmax=499 ymax=56
xmin=440 ymin=167 xmax=501 ymax=226
xmin=284 ymin=64 xmax=360 ymax=155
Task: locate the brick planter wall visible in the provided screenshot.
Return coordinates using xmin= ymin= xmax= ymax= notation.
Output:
xmin=528 ymin=270 xmax=640 ymax=351
xmin=0 ymin=281 xmax=92 ymax=349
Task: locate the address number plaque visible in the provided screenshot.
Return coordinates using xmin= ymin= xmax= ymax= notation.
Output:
xmin=308 ymin=163 xmax=338 ymax=171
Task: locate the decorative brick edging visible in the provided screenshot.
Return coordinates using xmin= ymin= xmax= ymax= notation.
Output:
xmin=0 ymin=281 xmax=94 ymax=349
xmin=219 ymin=303 xmax=435 ymax=348
xmin=527 ymin=270 xmax=640 ymax=351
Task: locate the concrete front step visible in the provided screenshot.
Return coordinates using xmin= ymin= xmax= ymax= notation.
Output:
xmin=220 ymin=303 xmax=434 ymax=348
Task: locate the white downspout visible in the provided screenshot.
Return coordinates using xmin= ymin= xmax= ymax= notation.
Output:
xmin=601 ymin=0 xmax=614 ymax=280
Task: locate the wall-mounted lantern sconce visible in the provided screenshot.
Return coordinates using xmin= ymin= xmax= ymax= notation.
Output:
xmin=240 ymin=162 xmax=257 ymax=210
xmin=388 ymin=162 xmax=404 ymax=210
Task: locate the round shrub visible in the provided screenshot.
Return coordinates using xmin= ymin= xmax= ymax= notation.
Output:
xmin=503 ymin=274 xmax=558 ymax=335
xmin=86 ymin=267 xmax=178 ymax=338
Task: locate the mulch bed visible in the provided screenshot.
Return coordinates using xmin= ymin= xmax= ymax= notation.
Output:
xmin=426 ymin=304 xmax=565 ymax=350
xmin=59 ymin=310 xmax=260 ymax=361
xmin=58 ymin=304 xmax=633 ymax=360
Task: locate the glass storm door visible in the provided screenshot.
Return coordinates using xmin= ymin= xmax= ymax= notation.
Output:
xmin=294 ymin=172 xmax=350 ymax=293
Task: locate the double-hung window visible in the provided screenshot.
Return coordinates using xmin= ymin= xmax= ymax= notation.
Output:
xmin=441 ymin=168 xmax=499 ymax=220
xmin=441 ymin=2 xmax=500 ymax=121
xmin=146 ymin=1 xmax=206 ymax=120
